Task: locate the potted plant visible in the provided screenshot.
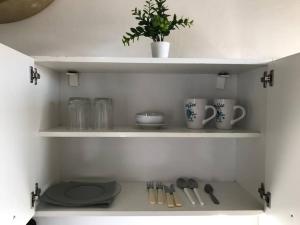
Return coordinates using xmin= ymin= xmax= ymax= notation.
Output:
xmin=122 ymin=0 xmax=193 ymax=58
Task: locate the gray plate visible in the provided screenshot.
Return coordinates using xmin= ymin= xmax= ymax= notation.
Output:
xmin=41 ymin=181 xmax=121 ymax=206
xmin=40 ymin=194 xmax=114 ymax=207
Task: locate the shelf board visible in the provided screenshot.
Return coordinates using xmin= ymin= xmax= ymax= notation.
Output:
xmin=38 ymin=127 xmax=261 ymax=138
xmin=35 ymin=181 xmax=263 ymax=217
xmin=34 ymin=57 xmax=269 ymax=74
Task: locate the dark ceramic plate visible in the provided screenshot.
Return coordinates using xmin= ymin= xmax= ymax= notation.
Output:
xmin=40 ymin=181 xmax=121 ymax=206
xmin=40 ymin=194 xmax=114 ymax=207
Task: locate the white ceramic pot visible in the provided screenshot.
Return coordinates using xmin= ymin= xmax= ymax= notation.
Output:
xmin=151 ymin=42 xmax=170 ymax=58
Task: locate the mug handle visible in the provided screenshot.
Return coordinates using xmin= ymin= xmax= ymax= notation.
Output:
xmin=231 ymin=106 xmax=246 ymax=125
xmin=202 ymin=105 xmax=217 ymax=125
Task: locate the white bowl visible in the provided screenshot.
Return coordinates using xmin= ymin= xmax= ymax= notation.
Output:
xmin=136 ymin=112 xmax=164 ymax=124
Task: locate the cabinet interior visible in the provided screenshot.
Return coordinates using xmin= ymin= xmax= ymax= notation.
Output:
xmin=34 ymin=61 xmax=267 ymax=217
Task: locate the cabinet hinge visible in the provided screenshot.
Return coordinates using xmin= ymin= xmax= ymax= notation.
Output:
xmin=258 ymin=182 xmax=271 ymax=208
xmin=261 ymin=70 xmax=274 ymax=88
xmin=30 ymin=66 xmax=40 ymax=85
xmin=31 ymin=183 xmax=41 ymax=208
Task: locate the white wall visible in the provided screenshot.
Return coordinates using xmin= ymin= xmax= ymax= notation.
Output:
xmin=60 ymin=138 xmax=237 ymax=182
xmin=58 ymin=73 xmax=238 ymax=182
xmin=0 ymin=0 xmax=300 ymax=59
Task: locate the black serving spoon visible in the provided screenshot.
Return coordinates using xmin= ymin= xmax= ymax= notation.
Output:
xmin=204 ymin=184 xmax=220 ymax=205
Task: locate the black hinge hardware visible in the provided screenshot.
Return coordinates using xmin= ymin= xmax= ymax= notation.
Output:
xmin=258 ymin=182 xmax=271 ymax=208
xmin=31 ymin=183 xmax=41 ymax=208
xmin=261 ymin=70 xmax=274 ymax=88
xmin=30 ymin=66 xmax=40 ymax=85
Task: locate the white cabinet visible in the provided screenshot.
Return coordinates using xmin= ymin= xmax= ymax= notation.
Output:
xmin=0 ymin=43 xmax=299 ymax=225
xmin=262 ymin=55 xmax=300 ymax=225
xmin=0 ymin=44 xmax=60 ymax=225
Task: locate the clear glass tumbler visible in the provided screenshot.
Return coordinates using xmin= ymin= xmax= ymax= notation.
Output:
xmin=68 ymin=97 xmax=91 ymax=130
xmin=94 ymin=98 xmax=113 ymax=129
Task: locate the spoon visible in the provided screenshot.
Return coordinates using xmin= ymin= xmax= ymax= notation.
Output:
xmin=176 ymin=178 xmax=196 ymax=205
xmin=188 ymin=178 xmax=205 ymax=206
xmin=204 ymin=184 xmax=220 ymax=205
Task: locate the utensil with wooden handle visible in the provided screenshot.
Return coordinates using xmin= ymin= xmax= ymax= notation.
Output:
xmin=164 ymin=185 xmax=175 ymax=208
xmin=156 ymin=182 xmax=164 ymax=205
xmin=146 ymin=181 xmax=156 ymax=204
xmin=170 ymin=184 xmax=182 ymax=207
xmin=176 ymin=178 xmax=196 ymax=205
xmin=188 ymin=178 xmax=205 ymax=206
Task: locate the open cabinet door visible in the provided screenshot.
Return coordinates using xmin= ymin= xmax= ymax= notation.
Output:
xmin=0 ymin=44 xmax=37 ymax=225
xmin=262 ymin=54 xmax=300 ymax=225
xmin=0 ymin=44 xmax=60 ymax=225
xmin=0 ymin=43 xmax=37 ymax=225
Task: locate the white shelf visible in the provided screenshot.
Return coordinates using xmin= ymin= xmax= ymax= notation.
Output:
xmin=38 ymin=127 xmax=261 ymax=138
xmin=34 ymin=57 xmax=269 ymax=74
xmin=35 ymin=181 xmax=263 ymax=217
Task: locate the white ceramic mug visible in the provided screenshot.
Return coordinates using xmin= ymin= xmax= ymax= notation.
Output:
xmin=184 ymin=98 xmax=217 ymax=129
xmin=213 ymin=99 xmax=246 ymax=129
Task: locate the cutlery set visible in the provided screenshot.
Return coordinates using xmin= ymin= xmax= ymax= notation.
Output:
xmin=146 ymin=182 xmax=182 ymax=208
xmin=147 ymin=179 xmax=220 ymax=208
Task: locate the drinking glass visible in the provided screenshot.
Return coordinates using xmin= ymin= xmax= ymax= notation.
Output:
xmin=68 ymin=97 xmax=91 ymax=130
xmin=94 ymin=98 xmax=113 ymax=129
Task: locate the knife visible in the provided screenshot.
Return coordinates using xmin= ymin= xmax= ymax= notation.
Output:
xmin=170 ymin=184 xmax=182 ymax=207
xmin=164 ymin=185 xmax=175 ymax=208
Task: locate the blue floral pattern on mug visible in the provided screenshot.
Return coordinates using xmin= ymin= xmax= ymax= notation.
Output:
xmin=214 ymin=103 xmax=225 ymax=123
xmin=184 ymin=103 xmax=197 ymax=121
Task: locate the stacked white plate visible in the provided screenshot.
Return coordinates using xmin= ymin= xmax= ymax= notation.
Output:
xmin=136 ymin=112 xmax=166 ymax=129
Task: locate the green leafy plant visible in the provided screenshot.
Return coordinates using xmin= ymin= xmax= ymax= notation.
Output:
xmin=122 ymin=0 xmax=193 ymax=46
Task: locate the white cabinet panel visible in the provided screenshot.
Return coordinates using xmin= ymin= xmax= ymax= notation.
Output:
xmin=236 ymin=67 xmax=267 ymax=201
xmin=36 ymin=215 xmax=259 ymax=225
xmin=263 ymin=54 xmax=300 ymax=225
xmin=0 ymin=44 xmax=60 ymax=225
xmin=0 ymin=43 xmax=36 ymax=225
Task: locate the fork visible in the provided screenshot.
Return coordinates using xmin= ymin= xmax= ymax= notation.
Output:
xmin=146 ymin=181 xmax=156 ymax=204
xmin=156 ymin=182 xmax=164 ymax=204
